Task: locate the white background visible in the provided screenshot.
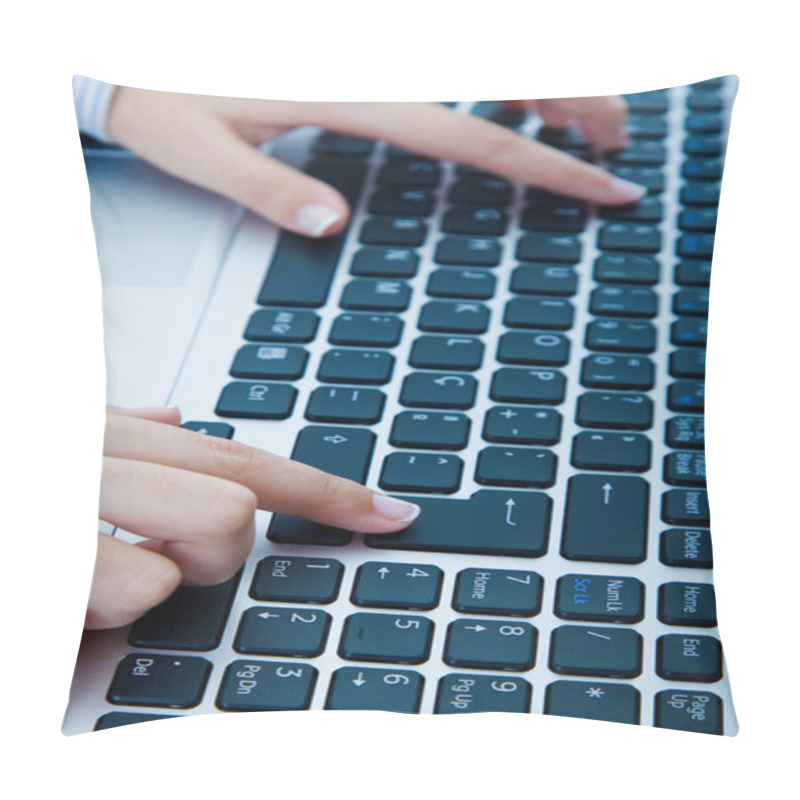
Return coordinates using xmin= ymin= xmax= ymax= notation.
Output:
xmin=2 ymin=0 xmax=797 ymax=796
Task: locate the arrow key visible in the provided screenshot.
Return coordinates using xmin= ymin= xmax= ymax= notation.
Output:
xmin=444 ymin=618 xmax=538 ymax=671
xmin=352 ymin=561 xmax=443 ymax=610
xmin=234 ymin=607 xmax=331 ymax=657
xmin=325 ymin=667 xmax=424 ymax=712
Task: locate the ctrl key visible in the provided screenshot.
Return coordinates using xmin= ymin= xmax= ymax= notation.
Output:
xmin=107 ymin=653 xmax=211 ymax=709
xmin=216 ymin=381 xmax=297 ymax=419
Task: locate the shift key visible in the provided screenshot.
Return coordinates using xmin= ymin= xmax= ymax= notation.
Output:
xmin=561 ymin=474 xmax=649 ymax=563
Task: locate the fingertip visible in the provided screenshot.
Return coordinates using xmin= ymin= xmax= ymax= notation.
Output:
xmin=372 ymin=494 xmax=421 ymax=524
xmin=293 ymin=203 xmax=348 ymax=237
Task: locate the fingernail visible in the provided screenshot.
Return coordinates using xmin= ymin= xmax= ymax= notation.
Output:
xmin=372 ymin=494 xmax=421 ymax=523
xmin=607 ymin=178 xmax=648 ymax=202
xmin=295 ymin=203 xmax=342 ymax=237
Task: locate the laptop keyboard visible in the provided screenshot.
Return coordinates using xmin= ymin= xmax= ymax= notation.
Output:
xmin=81 ymin=78 xmax=736 ymax=736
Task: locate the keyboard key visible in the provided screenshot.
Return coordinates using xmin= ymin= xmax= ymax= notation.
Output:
xmin=313 ymin=131 xmax=374 ymax=156
xmin=589 ymin=285 xmax=658 ymax=318
xmin=623 ymin=90 xmax=669 ymax=114
xmin=351 ymin=247 xmax=420 ymax=278
xmin=580 ymin=354 xmax=655 ymax=390
xmin=244 ymin=308 xmax=319 ymax=342
xmin=608 ymin=140 xmax=666 ymax=166
xmin=448 ymin=177 xmax=513 ymax=206
xmin=658 ymin=582 xmax=718 ymax=627
xmin=561 ymin=474 xmax=649 ymax=563
xmin=329 ymin=313 xmax=403 ymax=347
xmin=611 ymin=166 xmax=664 ymax=194
xmin=351 ymin=562 xmax=443 ymax=610
xmin=216 ymin=660 xmax=317 ymax=711
xmin=520 ymin=203 xmax=586 ymax=233
xmin=678 ymin=209 xmax=717 ymax=233
xmin=442 ymin=206 xmax=508 ymax=236
xmin=400 ymin=372 xmax=477 ymax=409
xmin=368 ymin=187 xmax=434 ymax=216
xmin=497 ymin=331 xmax=570 ymax=366
xmin=545 ymin=680 xmax=640 ymax=725
xmin=475 ymin=446 xmax=557 ymax=488
xmin=181 ymin=421 xmax=234 ymax=439
xmin=599 ymin=196 xmax=663 ymax=223
xmin=516 ymin=233 xmax=581 ymax=263
xmin=584 ymin=319 xmax=656 ymax=353
xmin=341 ymin=279 xmax=411 ymax=312
xmin=570 ymin=431 xmax=651 ymax=472
xmin=664 ymin=451 xmax=706 ymax=487
xmin=250 ymin=556 xmax=344 ymax=604
xmin=235 ymin=607 xmax=331 ymax=657
xmin=671 ymin=318 xmax=708 ymax=347
xmin=317 ymin=348 xmax=395 ymax=385
xmin=444 ymin=619 xmax=538 ymax=671
xmin=390 ymin=410 xmax=471 ymax=450
xmin=660 ymin=528 xmax=713 ymax=568
xmin=426 ymin=268 xmax=497 ymax=299
xmin=626 ymin=114 xmax=668 ymax=138
xmin=95 ymin=712 xmax=175 ymax=730
xmin=685 ymin=114 xmax=723 ymax=134
xmin=435 ymin=674 xmax=532 ymax=714
xmin=230 ymin=344 xmax=308 ymax=380
xmin=654 ymin=690 xmax=723 ymax=735
xmin=452 ymin=568 xmax=543 ymax=617
xmin=359 ymin=217 xmax=427 ymax=247
xmin=108 ymin=654 xmax=211 ymax=708
xmin=510 ymin=264 xmax=577 ymax=296
xmin=339 ymin=612 xmax=434 ymax=664
xmin=656 ymin=634 xmax=723 ymax=682
xmin=597 ymin=223 xmax=661 ymax=253
xmin=216 ymin=382 xmax=297 ymax=420
xmin=367 ymin=489 xmax=551 ymax=557
xmin=669 ymin=349 xmax=706 ymax=379
xmin=675 ymin=260 xmax=712 ymax=286
xmin=483 ymin=406 xmax=561 ymax=445
xmin=668 ymin=381 xmax=705 ymax=413
xmin=662 ymin=489 xmax=711 ymax=526
xmin=418 ymin=301 xmax=490 ymax=334
xmin=490 ymin=367 xmax=567 ymax=405
xmin=673 ymin=288 xmax=710 ymax=316
xmin=665 ymin=416 xmax=705 ymax=450
xmin=549 ymin=625 xmax=642 ymax=678
xmin=680 ymin=183 xmax=720 ymax=206
xmin=306 ymin=386 xmax=385 ymax=423
xmin=676 ymin=233 xmax=715 ymax=259
xmin=325 ymin=667 xmax=423 ymax=712
xmin=379 ymin=452 xmax=463 ymax=494
xmin=576 ymin=391 xmax=653 ymax=430
xmin=554 ymin=575 xmax=644 ymax=623
xmin=410 ymin=335 xmax=484 ymax=371
xmin=504 ymin=297 xmax=574 ymax=330
xmin=682 ymin=159 xmax=724 ymax=181
xmin=593 ymin=253 xmax=660 ymax=284
xmin=434 ymin=236 xmax=502 ymax=267
xmin=129 ymin=573 xmax=241 ymax=652
xmin=377 ymin=157 xmax=441 ymax=188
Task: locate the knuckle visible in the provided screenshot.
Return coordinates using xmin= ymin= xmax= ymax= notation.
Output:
xmin=202 ymin=434 xmax=260 ymax=482
xmin=118 ymin=556 xmax=182 ymax=617
xmin=203 ymin=480 xmax=258 ymax=539
xmin=313 ymin=468 xmax=355 ymax=509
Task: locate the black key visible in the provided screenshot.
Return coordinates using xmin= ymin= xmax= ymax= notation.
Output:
xmin=351 ymin=247 xmax=419 ymax=278
xmin=623 ymin=90 xmax=669 ymax=114
xmin=658 ymin=582 xmax=717 ymax=627
xmin=610 ymin=166 xmax=664 ymax=194
xmin=589 ymin=285 xmax=658 ymax=318
xmin=669 ymin=349 xmax=706 ymax=379
xmin=608 ymin=140 xmax=666 ymax=166
xmin=351 ymin=562 xmax=443 ymax=610
xmin=367 ymin=489 xmax=552 ymax=558
xmin=418 ymin=300 xmax=490 ymax=334
xmin=682 ymin=159 xmax=724 ymax=182
xmin=435 ymin=674 xmax=532 ymax=714
xmin=584 ymin=319 xmax=656 ymax=353
xmin=680 ymin=183 xmax=721 ymax=206
xmin=510 ymin=264 xmax=577 ymax=296
xmin=339 ymin=612 xmax=434 ymax=664
xmin=230 ymin=344 xmax=308 ymax=380
xmin=107 ymin=654 xmax=211 ymax=708
xmin=516 ymin=233 xmax=581 ymax=264
xmin=129 ymin=573 xmax=241 ymax=652
xmin=545 ymin=681 xmax=640 ymax=725
xmin=593 ymin=254 xmax=660 ymax=284
xmin=234 ymin=606 xmax=331 ymax=657
xmin=662 ymin=489 xmax=711 ymax=526
xmin=660 ymin=528 xmax=713 ymax=568
xmin=504 ymin=297 xmax=574 ymax=330
xmin=325 ymin=667 xmax=423 ymax=712
xmin=250 ymin=556 xmax=344 ymax=604
xmin=676 ymin=233 xmax=715 ymax=259
xmin=313 ymin=131 xmax=374 ymax=156
xmin=668 ymin=381 xmax=705 ymax=414
xmin=665 ymin=416 xmax=705 ymax=450
xmin=684 ymin=136 xmax=723 ymax=158
xmin=452 ymin=568 xmax=543 ymax=617
xmin=597 ymin=223 xmax=661 ymax=253
xmin=444 ymin=619 xmax=537 ymax=671
xmin=497 ymin=331 xmax=570 ymax=366
xmin=520 ymin=204 xmax=586 ymax=233
xmin=554 ymin=575 xmax=644 ymax=623
xmin=318 ymin=348 xmax=395 ymax=385
xmin=536 ymin=127 xmax=588 ymax=151
xmin=426 ymin=268 xmax=496 ymax=299
xmin=671 ymin=318 xmax=708 ymax=347
xmin=329 ymin=313 xmax=403 ymax=347
xmin=216 ymin=382 xmax=297 ymax=420
xmin=95 ymin=712 xmax=175 ymax=730
xmin=664 ymin=451 xmax=706 ymax=487
xmin=576 ymin=391 xmax=653 ymax=430
xmin=244 ymin=308 xmax=319 ymax=342
xmin=490 ymin=367 xmax=567 ymax=405
xmin=656 ymin=634 xmax=723 ymax=682
xmin=442 ymin=206 xmax=508 ymax=236
xmin=448 ymin=177 xmax=513 ymax=206
xmin=359 ymin=217 xmax=427 ymax=247
xmin=216 ymin=661 xmax=317 ymax=711
xmin=580 ymin=354 xmax=655 ymax=390
xmin=571 ymin=431 xmax=651 ymax=472
xmin=377 ymin=157 xmax=441 ymax=188
xmin=483 ymin=406 xmax=561 ymax=445
xmin=561 ymin=474 xmax=649 ymax=563
xmin=549 ymin=625 xmax=642 ymax=678
xmin=181 ymin=421 xmax=234 ymax=439
xmin=654 ymin=690 xmax=723 ymax=735
xmin=341 ymin=279 xmax=411 ymax=312
xmin=673 ymin=288 xmax=710 ymax=316
xmin=687 ymin=91 xmax=724 ymax=112
xmin=400 ymin=372 xmax=477 ymax=409
xmin=600 ymin=196 xmax=663 ymax=223
xmin=675 ymin=260 xmax=712 ymax=287
xmin=475 ymin=446 xmax=556 ymax=488
xmin=306 ymin=386 xmax=385 ymax=423
xmin=626 ymin=114 xmax=668 ymax=138
xmin=410 ymin=335 xmax=484 ymax=371
xmin=679 ymin=209 xmax=717 ymax=233
xmin=379 ymin=452 xmax=463 ymax=494
xmin=368 ymin=187 xmax=434 ymax=216
xmin=686 ymin=115 xmax=723 ymax=134
xmin=390 ymin=410 xmax=471 ymax=450
xmin=434 ymin=237 xmax=502 ymax=267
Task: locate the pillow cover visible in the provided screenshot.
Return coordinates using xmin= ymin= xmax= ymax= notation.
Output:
xmin=63 ymin=76 xmax=737 ymax=736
